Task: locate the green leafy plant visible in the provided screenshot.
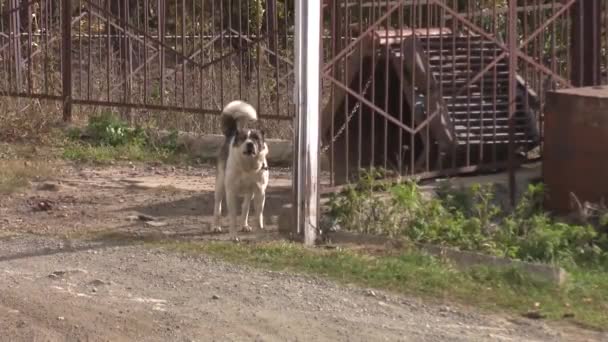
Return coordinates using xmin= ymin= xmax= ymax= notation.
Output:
xmin=86 ymin=113 xmax=147 ymax=147
xmin=327 ymin=170 xmax=608 ymax=268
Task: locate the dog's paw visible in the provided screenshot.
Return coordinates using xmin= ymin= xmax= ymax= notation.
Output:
xmin=241 ymin=225 xmax=253 ymax=233
xmin=211 ymin=226 xmax=223 ymax=234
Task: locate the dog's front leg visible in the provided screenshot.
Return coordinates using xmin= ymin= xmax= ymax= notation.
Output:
xmin=212 ymin=170 xmax=225 ymax=233
xmin=253 ymin=188 xmax=266 ymax=230
xmin=226 ymin=188 xmax=239 ymax=240
xmin=240 ymin=193 xmax=253 ymax=232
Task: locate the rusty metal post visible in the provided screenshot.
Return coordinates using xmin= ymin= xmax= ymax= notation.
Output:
xmin=9 ymin=0 xmax=22 ymax=93
xmin=294 ymin=0 xmax=322 ymax=246
xmin=61 ymin=0 xmax=73 ymax=122
xmin=570 ymin=0 xmax=602 ymax=86
xmin=507 ymin=0 xmax=517 ymax=206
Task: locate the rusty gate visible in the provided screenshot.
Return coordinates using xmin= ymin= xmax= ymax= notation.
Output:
xmin=320 ymin=0 xmax=607 ymax=192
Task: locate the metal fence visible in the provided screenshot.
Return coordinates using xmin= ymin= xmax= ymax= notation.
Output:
xmin=320 ymin=0 xmax=608 ymax=194
xmin=1 ymin=1 xmax=607 ymax=191
xmin=0 ymin=0 xmax=294 ymax=136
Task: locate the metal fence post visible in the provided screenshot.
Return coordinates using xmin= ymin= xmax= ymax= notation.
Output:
xmin=294 ymin=0 xmax=322 ymax=246
xmin=61 ymin=0 xmax=73 ymax=122
xmin=507 ymin=0 xmax=517 ymax=206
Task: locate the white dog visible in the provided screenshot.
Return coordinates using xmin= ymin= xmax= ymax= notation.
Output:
xmin=213 ymin=100 xmax=269 ymax=240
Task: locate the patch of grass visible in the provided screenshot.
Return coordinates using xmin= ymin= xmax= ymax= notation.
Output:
xmin=62 ymin=112 xmax=188 ymax=164
xmin=327 ymin=169 xmax=608 ymax=269
xmin=0 ymin=160 xmax=52 ymax=193
xmin=62 ymin=142 xmax=168 ymax=164
xmin=154 ymin=240 xmax=608 ymax=329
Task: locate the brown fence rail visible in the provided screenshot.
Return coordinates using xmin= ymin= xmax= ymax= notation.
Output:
xmin=320 ymin=0 xmax=607 ymax=192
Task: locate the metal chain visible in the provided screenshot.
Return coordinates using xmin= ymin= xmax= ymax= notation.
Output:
xmin=322 ymin=76 xmax=373 ymax=153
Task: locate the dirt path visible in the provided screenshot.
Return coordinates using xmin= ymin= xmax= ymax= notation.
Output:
xmin=0 ymin=163 xmax=606 ymax=341
xmin=1 ymin=234 xmax=603 ymax=342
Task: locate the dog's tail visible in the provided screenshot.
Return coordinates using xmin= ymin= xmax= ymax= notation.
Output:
xmin=221 ymin=100 xmax=257 ymax=137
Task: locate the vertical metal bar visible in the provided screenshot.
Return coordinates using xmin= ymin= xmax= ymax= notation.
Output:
xmin=343 ymin=0 xmax=350 ymax=180
xmin=273 ymin=0 xmax=280 ymax=116
xmin=174 ymin=0 xmax=179 ymax=109
xmin=106 ymin=0 xmax=111 ymax=101
xmin=410 ymin=0 xmax=416 ymax=174
xmin=123 ymin=0 xmax=131 ymax=113
xmin=254 ymin=0 xmax=261 ymax=113
xmin=181 ymin=0 xmax=186 ymax=109
xmin=425 ymin=0 xmax=430 ymax=172
xmin=438 ymin=2 xmax=444 ymax=171
xmin=383 ymin=0 xmax=390 ymax=171
xmin=87 ymin=0 xmax=92 ymax=100
xmin=144 ymin=0 xmax=149 ymax=104
xmin=76 ymin=0 xmax=82 ymax=99
xmin=398 ymin=0 xmax=404 ymax=174
xmin=219 ymin=0 xmax=224 ymax=105
xmin=237 ymin=0 xmax=243 ymax=99
xmin=200 ymin=0 xmax=205 ymax=116
xmin=371 ymin=0 xmax=377 ymax=170
xmin=450 ymin=0 xmax=456 ymax=170
xmin=159 ymin=0 xmax=165 ymax=105
xmin=294 ymin=0 xmax=321 ymax=246
xmin=491 ymin=0 xmax=497 ymax=166
xmin=44 ymin=0 xmax=50 ymax=95
xmin=0 ymin=3 xmax=6 ymax=93
xmin=465 ymin=0 xmax=471 ymax=167
xmin=10 ymin=0 xmax=22 ymax=93
xmin=62 ymin=0 xmax=73 ymax=121
xmin=507 ymin=0 xmax=517 ymax=206
xmin=27 ymin=0 xmax=33 ymax=95
xmin=4 ymin=0 xmax=13 ymax=94
xmin=478 ymin=3 xmax=485 ymax=164
xmin=329 ymin=0 xmax=338 ymax=186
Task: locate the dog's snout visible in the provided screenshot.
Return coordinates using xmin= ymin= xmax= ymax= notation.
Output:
xmin=244 ymin=141 xmax=255 ymax=155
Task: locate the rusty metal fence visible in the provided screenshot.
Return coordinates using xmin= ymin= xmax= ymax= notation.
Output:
xmin=320 ymin=0 xmax=608 ymax=191
xmin=0 ymin=0 xmax=294 ymax=135
xmin=1 ymin=1 xmax=607 ymax=188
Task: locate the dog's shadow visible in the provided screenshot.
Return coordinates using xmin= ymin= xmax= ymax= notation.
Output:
xmin=122 ymin=186 xmax=291 ymax=223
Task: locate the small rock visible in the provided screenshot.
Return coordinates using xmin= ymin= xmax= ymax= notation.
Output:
xmin=88 ymin=279 xmax=110 ymax=286
xmin=365 ymin=289 xmax=377 ymax=297
xmin=34 ymin=201 xmax=53 ymax=212
xmin=91 ymin=287 xmax=98 ymax=293
xmin=57 ymin=316 xmax=65 ymax=321
xmin=145 ymin=221 xmax=168 ymax=227
xmin=37 ymin=182 xmax=60 ymax=192
xmin=137 ymin=214 xmax=157 ymax=222
xmin=522 ymin=310 xmax=546 ymax=319
xmin=212 ymin=295 xmax=220 ymax=300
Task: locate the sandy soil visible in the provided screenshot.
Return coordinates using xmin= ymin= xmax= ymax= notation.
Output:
xmin=0 ymin=162 xmax=605 ymax=342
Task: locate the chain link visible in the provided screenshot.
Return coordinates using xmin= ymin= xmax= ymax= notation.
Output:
xmin=322 ymin=76 xmax=373 ymax=153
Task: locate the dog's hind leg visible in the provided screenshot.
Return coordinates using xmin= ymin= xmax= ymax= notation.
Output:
xmin=253 ymin=188 xmax=266 ymax=231
xmin=240 ymin=193 xmax=253 ymax=232
xmin=212 ymin=170 xmax=225 ymax=233
xmin=226 ymin=188 xmax=239 ymax=240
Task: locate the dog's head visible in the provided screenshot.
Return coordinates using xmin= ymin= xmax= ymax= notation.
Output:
xmin=233 ymin=129 xmax=266 ymax=159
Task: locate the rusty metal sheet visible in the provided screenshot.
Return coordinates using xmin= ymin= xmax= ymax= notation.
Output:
xmin=543 ymin=85 xmax=608 ymax=213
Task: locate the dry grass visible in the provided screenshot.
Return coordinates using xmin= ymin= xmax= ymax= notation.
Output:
xmin=0 ymin=159 xmax=53 ymax=194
